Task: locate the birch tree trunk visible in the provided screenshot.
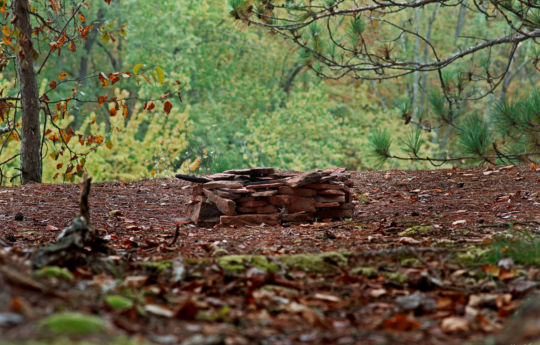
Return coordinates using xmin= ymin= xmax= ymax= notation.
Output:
xmin=13 ymin=0 xmax=41 ymax=183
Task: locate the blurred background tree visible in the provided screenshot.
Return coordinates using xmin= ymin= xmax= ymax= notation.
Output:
xmin=1 ymin=0 xmax=537 ymax=185
xmin=229 ymin=0 xmax=539 ymax=165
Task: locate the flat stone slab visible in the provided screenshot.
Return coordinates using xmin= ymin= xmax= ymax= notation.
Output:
xmin=203 ymin=189 xmax=236 ymax=215
xmin=203 ymin=181 xmax=244 ymax=189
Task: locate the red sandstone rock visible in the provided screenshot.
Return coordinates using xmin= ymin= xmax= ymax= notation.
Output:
xmin=317 ymin=189 xmax=345 ymax=196
xmin=203 ymin=180 xmax=244 ymax=189
xmin=222 ymin=187 xmax=252 ymax=194
xmin=186 ymin=168 xmax=353 ymax=225
xmin=237 ymin=205 xmax=278 ymax=214
xmin=188 ymin=199 xmax=221 ymax=224
xmin=315 ymin=195 xmax=346 ymax=203
xmin=251 ymin=190 xmax=278 ymax=197
xmin=285 ymin=171 xmax=322 ymax=188
xmin=281 ymin=212 xmax=313 ymax=222
xmin=191 ymin=183 xmax=203 ymax=196
xmin=238 ymin=199 xmax=268 ymax=208
xmin=315 ymin=202 xmax=341 ymax=208
xmin=220 ymin=214 xmax=281 ymax=226
xmin=206 ymin=173 xmax=237 ymax=180
xmin=278 ymin=186 xmax=317 ymax=196
xmin=316 ymin=208 xmax=353 ymax=218
xmin=304 ymin=183 xmax=345 ymax=190
xmin=213 ymin=189 xmax=241 ymax=199
xmin=246 ymin=182 xmax=284 ymax=189
xmin=203 ymin=189 xmax=236 ymax=215
xmin=281 ymin=195 xmax=316 ymax=213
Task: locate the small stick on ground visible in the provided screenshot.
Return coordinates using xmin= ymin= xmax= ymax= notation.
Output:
xmin=169 ymin=224 xmax=180 ymax=246
xmin=31 ymin=174 xmax=109 ymax=269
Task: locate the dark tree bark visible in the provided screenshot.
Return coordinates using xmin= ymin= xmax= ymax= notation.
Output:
xmin=13 ymin=0 xmax=41 ymax=183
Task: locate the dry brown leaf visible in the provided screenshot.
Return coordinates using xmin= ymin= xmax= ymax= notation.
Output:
xmin=441 ymin=316 xmax=469 ymax=333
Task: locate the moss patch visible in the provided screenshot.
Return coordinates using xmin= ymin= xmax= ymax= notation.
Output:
xmin=218 ymin=255 xmax=280 ymax=274
xmin=37 ymin=267 xmax=74 ymax=281
xmin=279 ymin=251 xmax=350 ymax=274
xmin=38 ymin=312 xmax=106 ymax=335
xmin=134 ymin=260 xmax=171 ymax=271
xmin=0 ymin=337 xmax=153 ymax=345
xmin=218 ymin=251 xmax=351 ymax=274
xmin=350 ymin=266 xmax=378 ymax=277
xmin=383 ymin=272 xmax=408 ymax=284
xmin=400 ymin=258 xmax=421 ymax=267
xmin=399 ymin=225 xmax=435 ymax=237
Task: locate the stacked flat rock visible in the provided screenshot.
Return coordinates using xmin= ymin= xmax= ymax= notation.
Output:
xmin=180 ymin=168 xmax=354 ymax=226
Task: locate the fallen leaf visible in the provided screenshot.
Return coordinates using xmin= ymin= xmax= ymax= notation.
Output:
xmin=452 ymin=219 xmax=466 ymax=226
xmin=441 ymin=316 xmax=469 ymax=333
xmin=144 ymin=304 xmax=174 ymax=318
xmin=482 ymin=264 xmax=500 ymax=278
xmin=382 ymin=314 xmax=420 ymax=331
xmin=124 ymin=275 xmax=148 ymax=289
xmin=368 ymin=288 xmax=387 ymax=298
xmin=313 ymin=293 xmax=341 ymax=303
xmin=498 ymin=267 xmax=517 ymax=281
xmin=398 ymin=236 xmax=421 ymax=244
xmin=476 ymin=313 xmax=501 ymax=333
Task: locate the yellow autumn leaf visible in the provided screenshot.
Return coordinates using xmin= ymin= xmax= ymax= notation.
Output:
xmin=189 ymin=157 xmax=201 ymax=172
xmin=2 ymin=25 xmax=10 ymax=36
xmin=58 ymin=72 xmax=68 ymax=79
xmin=133 ymin=63 xmax=144 ymax=75
xmin=155 ymin=66 xmax=164 ymax=85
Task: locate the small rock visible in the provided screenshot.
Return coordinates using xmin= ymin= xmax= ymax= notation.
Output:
xmin=395 ymin=292 xmax=436 ymax=312
xmin=14 ymin=212 xmax=24 ymax=221
xmin=0 ymin=312 xmax=24 ymax=326
xmin=324 ymin=230 xmax=337 ymax=239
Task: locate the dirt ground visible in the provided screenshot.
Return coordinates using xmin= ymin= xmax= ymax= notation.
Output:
xmin=0 ymin=166 xmax=539 ymax=345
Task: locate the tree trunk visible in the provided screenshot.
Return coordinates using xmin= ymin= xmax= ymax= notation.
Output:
xmin=412 ymin=5 xmax=421 ymax=123
xmin=13 ymin=0 xmax=41 ymax=184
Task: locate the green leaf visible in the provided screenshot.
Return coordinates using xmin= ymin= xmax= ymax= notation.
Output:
xmin=37 ymin=266 xmax=74 ymax=281
xmin=155 ymin=66 xmax=165 ymax=85
xmin=106 ymin=295 xmax=134 ymax=310
xmin=38 ymin=312 xmax=106 ymax=334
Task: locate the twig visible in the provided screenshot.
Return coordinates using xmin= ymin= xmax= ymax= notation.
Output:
xmin=0 ymin=153 xmax=20 ymax=166
xmin=169 ymin=224 xmax=180 ymax=246
xmin=79 ymin=173 xmax=92 ymax=223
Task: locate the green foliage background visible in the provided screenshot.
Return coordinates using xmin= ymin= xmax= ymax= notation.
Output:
xmin=0 ymin=0 xmax=537 ymax=184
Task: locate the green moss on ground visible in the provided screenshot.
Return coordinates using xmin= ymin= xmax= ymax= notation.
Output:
xmin=218 ymin=251 xmax=351 ymax=274
xmin=398 ymin=225 xmax=435 ymax=237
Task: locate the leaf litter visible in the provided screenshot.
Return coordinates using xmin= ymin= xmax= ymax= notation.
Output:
xmin=0 ymin=166 xmax=539 ymax=344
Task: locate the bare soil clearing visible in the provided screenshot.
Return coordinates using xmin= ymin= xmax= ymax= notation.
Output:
xmin=0 ymin=166 xmax=539 ymax=345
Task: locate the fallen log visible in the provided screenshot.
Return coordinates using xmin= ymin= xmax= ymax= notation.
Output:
xmin=175 ymin=174 xmax=211 ymax=183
